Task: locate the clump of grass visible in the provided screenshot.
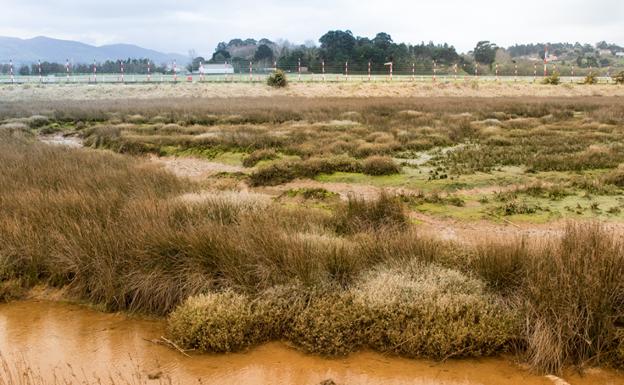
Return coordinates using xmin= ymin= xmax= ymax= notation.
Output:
xmin=523 ymin=224 xmax=624 ymax=373
xmin=167 ymin=291 xmax=259 ymax=352
xmin=584 ymin=72 xmax=599 ymax=85
xmin=267 ymin=70 xmax=288 ymax=88
xmin=249 ymin=156 xmax=360 ymax=186
xmin=333 ymin=193 xmax=407 ymax=234
xmin=353 ymin=263 xmax=520 ymax=358
xmin=242 ymin=149 xmax=278 ymax=167
xmin=542 ymin=72 xmax=560 ymax=85
xmin=284 ymin=187 xmax=338 ymax=200
xmin=0 ymin=279 xmax=25 ymax=302
xmin=361 ymin=156 xmax=401 ymax=176
xmin=603 ymin=168 xmax=624 ymax=187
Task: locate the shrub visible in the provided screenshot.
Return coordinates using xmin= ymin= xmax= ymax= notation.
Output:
xmin=361 ymin=156 xmax=401 ymax=176
xmin=0 ymin=279 xmax=24 ymax=302
xmin=542 ymin=72 xmax=560 ymax=85
xmin=168 ymin=291 xmax=259 ymax=352
xmin=242 ymin=149 xmax=278 ymax=167
xmin=613 ymin=71 xmax=624 ymax=85
xmin=352 ymin=263 xmax=520 ymax=358
xmin=333 ymin=193 xmax=407 ymax=234
xmin=267 ymin=70 xmax=288 ymax=88
xmin=286 ymin=290 xmax=366 ymax=356
xmin=584 ymin=72 xmax=598 ymax=85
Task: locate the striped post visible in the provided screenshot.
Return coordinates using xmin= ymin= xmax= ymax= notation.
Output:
xmin=514 ymin=64 xmax=518 ymax=82
xmin=571 ymin=66 xmax=574 ymax=82
xmin=495 ymin=63 xmax=499 ymax=82
xmin=454 ymin=63 xmax=458 ymax=80
xmin=475 ymin=63 xmax=478 ymax=77
xmin=412 ymin=62 xmax=415 ymax=81
xmin=38 ymin=60 xmax=42 ymax=83
xmin=533 ymin=63 xmax=537 ymax=82
xmin=173 ymin=60 xmax=177 ymax=82
xmin=298 ymin=58 xmax=301 ymax=81
xmin=147 ymin=61 xmax=151 ymax=82
xmin=66 ymin=59 xmax=70 ymax=82
xmin=390 ymin=62 xmax=393 ymax=81
xmin=368 ymin=61 xmax=371 ymax=81
xmin=120 ymin=61 xmax=125 ymax=83
xmin=200 ymin=62 xmax=204 ymax=82
xmin=249 ymin=61 xmax=252 ymax=81
xmin=321 ymin=60 xmax=325 ymax=82
xmin=345 ymin=61 xmax=348 ymax=81
xmin=9 ymin=60 xmax=14 ymax=84
xmin=93 ymin=59 xmax=97 ymax=83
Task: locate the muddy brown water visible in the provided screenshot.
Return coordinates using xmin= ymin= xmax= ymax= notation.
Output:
xmin=0 ymin=301 xmax=622 ymax=385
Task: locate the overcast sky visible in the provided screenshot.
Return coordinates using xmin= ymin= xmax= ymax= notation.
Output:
xmin=1 ymin=0 xmax=623 ymax=56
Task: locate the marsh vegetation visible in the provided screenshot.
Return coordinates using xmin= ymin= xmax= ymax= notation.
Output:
xmin=1 ymin=96 xmax=623 ymax=375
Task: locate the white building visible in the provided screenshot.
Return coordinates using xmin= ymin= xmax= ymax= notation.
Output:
xmin=200 ymin=64 xmax=234 ymax=74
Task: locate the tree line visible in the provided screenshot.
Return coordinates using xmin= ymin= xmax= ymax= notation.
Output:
xmin=0 ymin=59 xmax=167 ymax=76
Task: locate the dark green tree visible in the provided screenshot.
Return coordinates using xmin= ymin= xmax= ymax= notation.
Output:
xmin=474 ymin=41 xmax=498 ymax=68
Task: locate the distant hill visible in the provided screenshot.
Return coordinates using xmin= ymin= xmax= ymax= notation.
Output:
xmin=0 ymin=36 xmax=188 ymax=65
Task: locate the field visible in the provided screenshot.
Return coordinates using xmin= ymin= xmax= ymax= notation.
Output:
xmin=1 ymin=84 xmax=623 ymax=378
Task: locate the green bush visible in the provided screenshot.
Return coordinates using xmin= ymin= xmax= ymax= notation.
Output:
xmin=267 ymin=70 xmax=288 ymax=88
xmin=613 ymin=71 xmax=624 ymax=85
xmin=542 ymin=72 xmax=560 ymax=85
xmin=361 ymin=156 xmax=401 ymax=176
xmin=249 ymin=155 xmax=361 ymax=186
xmin=584 ymin=72 xmax=598 ymax=85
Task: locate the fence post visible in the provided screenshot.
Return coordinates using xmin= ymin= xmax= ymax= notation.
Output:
xmin=475 ymin=63 xmax=478 ymax=78
xmin=514 ymin=64 xmax=518 ymax=82
xmin=412 ymin=62 xmax=415 ymax=81
xmin=173 ymin=60 xmax=177 ymax=83
xmin=495 ymin=63 xmax=499 ymax=82
xmin=298 ymin=58 xmax=301 ymax=81
xmin=38 ymin=60 xmax=42 ymax=83
xmin=433 ymin=60 xmax=436 ymax=82
xmin=534 ymin=63 xmax=537 ymax=82
xmin=93 ymin=59 xmax=97 ymax=83
xmin=322 ymin=60 xmax=325 ymax=82
xmin=571 ymin=66 xmax=574 ymax=83
xmin=454 ymin=63 xmax=458 ymax=80
xmin=200 ymin=62 xmax=204 ymax=82
xmin=9 ymin=60 xmax=14 ymax=84
xmin=147 ymin=61 xmax=151 ymax=82
xmin=66 ymin=59 xmax=70 ymax=83
xmin=345 ymin=61 xmax=348 ymax=81
xmin=249 ymin=61 xmax=252 ymax=81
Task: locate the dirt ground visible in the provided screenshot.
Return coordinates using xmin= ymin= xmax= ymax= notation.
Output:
xmin=2 ymin=81 xmax=624 ymax=101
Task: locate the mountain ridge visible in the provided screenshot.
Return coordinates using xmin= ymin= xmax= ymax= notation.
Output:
xmin=0 ymin=36 xmax=188 ymax=64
